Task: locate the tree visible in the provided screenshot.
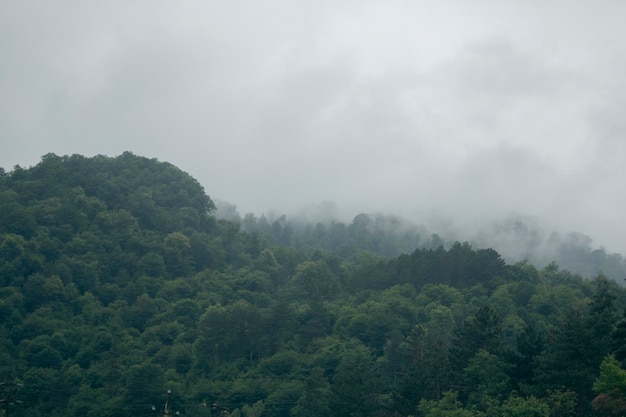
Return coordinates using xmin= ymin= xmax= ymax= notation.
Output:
xmin=463 ymin=350 xmax=511 ymax=411
xmin=20 ymin=335 xmax=64 ymax=368
xmin=535 ymin=276 xmax=618 ymax=416
xmin=124 ymin=363 xmax=164 ymax=409
xmin=543 ymin=389 xmax=577 ymax=417
xmin=241 ymin=400 xmax=265 ymax=417
xmin=499 ymin=394 xmax=549 ymax=417
xmin=163 ymin=232 xmax=194 ymax=277
xmin=418 ymin=391 xmax=477 ymax=417
xmin=292 ymin=367 xmax=331 ymax=417
xmin=290 ymin=261 xmax=339 ymax=303
xmin=329 ymin=342 xmax=381 ymax=417
xmin=502 ymin=326 xmax=541 ymax=398
xmin=421 ymin=304 xmax=456 ymax=397
xmin=592 ymin=355 xmax=626 ymax=417
xmin=450 ymin=306 xmax=504 ymax=375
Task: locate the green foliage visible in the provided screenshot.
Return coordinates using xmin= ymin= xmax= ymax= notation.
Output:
xmin=290 ymin=260 xmax=339 ymax=303
xmin=592 ymin=355 xmax=626 ymax=416
xmin=464 ymin=350 xmax=510 ymax=410
xmin=292 ymin=367 xmax=330 ymax=417
xmin=499 ymin=394 xmax=549 ymax=417
xmin=1 ymin=153 xmax=625 ymax=417
xmin=418 ymin=391 xmax=478 ymax=417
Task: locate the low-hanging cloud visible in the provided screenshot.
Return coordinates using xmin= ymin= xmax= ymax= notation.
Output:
xmin=1 ymin=0 xmax=626 ymax=254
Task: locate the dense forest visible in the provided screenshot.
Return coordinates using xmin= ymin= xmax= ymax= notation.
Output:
xmin=2 ymin=152 xmax=626 ymax=417
xmin=213 ymin=202 xmax=626 ymax=284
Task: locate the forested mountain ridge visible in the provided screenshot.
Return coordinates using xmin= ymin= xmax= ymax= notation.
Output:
xmin=214 ymin=203 xmax=626 ymax=284
xmin=2 ymin=153 xmax=626 ymax=417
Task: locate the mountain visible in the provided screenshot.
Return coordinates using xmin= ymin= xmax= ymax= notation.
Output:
xmin=1 ymin=152 xmax=625 ymax=417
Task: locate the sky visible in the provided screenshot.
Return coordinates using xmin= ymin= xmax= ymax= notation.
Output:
xmin=1 ymin=1 xmax=626 ymax=254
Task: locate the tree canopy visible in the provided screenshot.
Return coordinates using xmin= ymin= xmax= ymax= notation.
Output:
xmin=0 ymin=153 xmax=625 ymax=417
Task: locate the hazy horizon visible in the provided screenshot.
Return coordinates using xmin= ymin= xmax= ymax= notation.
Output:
xmin=2 ymin=1 xmax=625 ymax=254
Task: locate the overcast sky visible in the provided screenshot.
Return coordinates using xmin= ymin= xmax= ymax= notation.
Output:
xmin=1 ymin=1 xmax=625 ymax=253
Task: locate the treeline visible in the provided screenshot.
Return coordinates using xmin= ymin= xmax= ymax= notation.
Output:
xmin=215 ymin=202 xmax=445 ymax=259
xmin=216 ymin=205 xmax=626 ymax=284
xmin=1 ymin=153 xmax=626 ymax=417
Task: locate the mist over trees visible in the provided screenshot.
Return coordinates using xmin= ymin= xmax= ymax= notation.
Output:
xmin=2 ymin=153 xmax=626 ymax=417
xmin=214 ymin=202 xmax=626 ymax=285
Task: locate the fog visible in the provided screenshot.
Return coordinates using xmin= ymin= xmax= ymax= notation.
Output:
xmin=2 ymin=1 xmax=626 ymax=254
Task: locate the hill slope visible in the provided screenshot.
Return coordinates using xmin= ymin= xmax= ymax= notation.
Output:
xmin=1 ymin=153 xmax=625 ymax=417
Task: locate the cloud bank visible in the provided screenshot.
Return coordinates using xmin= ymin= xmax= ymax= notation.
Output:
xmin=1 ymin=1 xmax=625 ymax=253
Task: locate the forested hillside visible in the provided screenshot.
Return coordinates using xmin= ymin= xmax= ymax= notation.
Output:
xmin=2 ymin=153 xmax=626 ymax=417
xmin=214 ymin=204 xmax=626 ymax=284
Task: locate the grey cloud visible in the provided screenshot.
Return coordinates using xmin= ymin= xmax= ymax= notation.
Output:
xmin=1 ymin=1 xmax=626 ymax=255
xmin=446 ymin=39 xmax=559 ymax=99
